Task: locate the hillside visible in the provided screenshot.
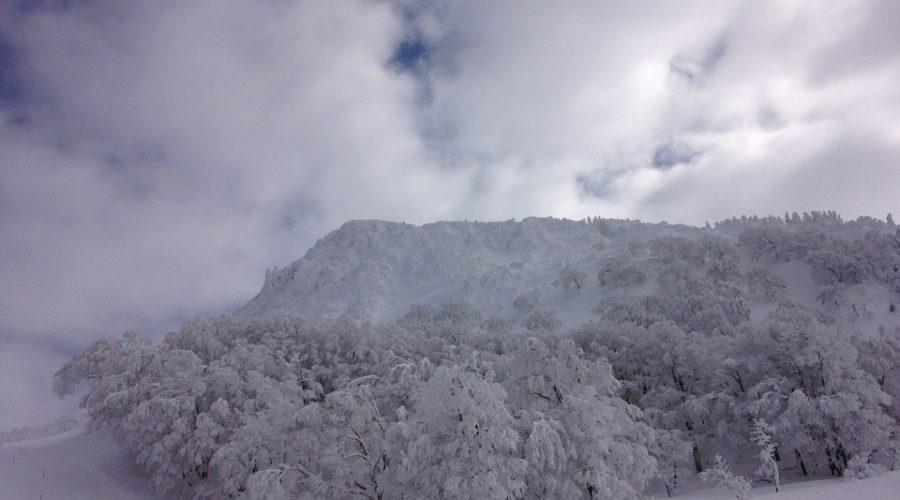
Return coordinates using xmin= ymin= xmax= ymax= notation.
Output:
xmin=42 ymin=212 xmax=900 ymax=499
xmin=238 ymin=213 xmax=900 ymax=338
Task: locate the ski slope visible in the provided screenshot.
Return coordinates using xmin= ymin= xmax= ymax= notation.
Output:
xmin=0 ymin=426 xmax=161 ymax=500
xmin=674 ymin=470 xmax=900 ymax=499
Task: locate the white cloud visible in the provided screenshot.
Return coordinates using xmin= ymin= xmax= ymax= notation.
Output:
xmin=404 ymin=0 xmax=900 ymax=223
xmin=0 ymin=0 xmax=898 ymax=428
xmin=0 ymin=0 xmax=465 ymax=339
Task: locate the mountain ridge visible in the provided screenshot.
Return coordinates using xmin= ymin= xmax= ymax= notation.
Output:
xmin=237 ymin=212 xmax=900 ymax=337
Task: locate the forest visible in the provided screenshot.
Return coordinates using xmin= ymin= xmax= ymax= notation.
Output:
xmin=54 ymin=213 xmax=900 ymax=499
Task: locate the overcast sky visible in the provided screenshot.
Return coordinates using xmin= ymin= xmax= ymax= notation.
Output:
xmin=1 ymin=0 xmax=899 ymax=429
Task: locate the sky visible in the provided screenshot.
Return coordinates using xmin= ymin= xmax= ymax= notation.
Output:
xmin=1 ymin=0 xmax=899 ymax=429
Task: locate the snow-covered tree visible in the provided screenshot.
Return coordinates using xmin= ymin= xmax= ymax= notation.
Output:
xmin=398 ymin=365 xmax=526 ymax=500
xmin=746 ymin=267 xmax=786 ymax=301
xmin=501 ymin=337 xmax=657 ymax=499
xmin=521 ymin=309 xmax=562 ymax=332
xmin=597 ymin=260 xmax=646 ymax=287
xmin=751 ymin=419 xmax=779 ymax=492
xmin=737 ymin=304 xmax=894 ymax=476
xmin=553 ymin=265 xmax=587 ymax=292
xmin=854 ymin=327 xmax=900 ymax=417
xmin=513 ymin=292 xmax=539 ymax=313
xmin=651 ymin=429 xmax=693 ymax=497
xmin=699 ymin=455 xmax=751 ymax=500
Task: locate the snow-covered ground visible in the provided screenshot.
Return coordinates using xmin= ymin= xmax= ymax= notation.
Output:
xmin=674 ymin=470 xmax=900 ymax=499
xmin=0 ymin=426 xmax=161 ymax=500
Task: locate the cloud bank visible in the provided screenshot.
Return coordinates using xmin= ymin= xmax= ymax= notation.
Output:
xmin=1 ymin=0 xmax=898 ymax=428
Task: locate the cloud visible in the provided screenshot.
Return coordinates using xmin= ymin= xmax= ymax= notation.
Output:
xmin=403 ymin=0 xmax=898 ymax=219
xmin=0 ymin=0 xmax=458 ymax=427
xmin=0 ymin=338 xmax=74 ymax=431
xmin=1 ymin=0 xmax=899 ymax=428
xmin=0 ymin=0 xmax=459 ymax=339
xmin=651 ymin=142 xmax=702 ymax=169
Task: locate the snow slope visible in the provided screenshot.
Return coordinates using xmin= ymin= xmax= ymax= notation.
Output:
xmin=238 ymin=215 xmax=900 ymax=337
xmin=674 ymin=470 xmax=900 ymax=499
xmin=0 ymin=426 xmax=160 ymax=500
xmin=237 ymin=217 xmax=636 ymax=324
xmin=238 ymin=218 xmax=707 ymax=325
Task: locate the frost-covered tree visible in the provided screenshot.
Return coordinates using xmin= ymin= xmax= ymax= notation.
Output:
xmin=854 ymin=327 xmax=900 ymax=417
xmin=397 ymin=365 xmax=526 ymax=500
xmin=751 ymin=419 xmax=779 ymax=492
xmin=501 ymin=337 xmax=657 ymax=499
xmin=558 ymin=389 xmax=656 ymax=499
xmin=576 ymin=320 xmax=735 ymax=474
xmin=53 ymin=330 xmax=154 ymax=427
xmin=746 ymin=267 xmax=786 ymax=301
xmin=553 ymin=265 xmax=587 ymax=292
xmin=739 ymin=227 xmax=808 ymax=262
xmin=521 ymin=309 xmax=562 ymax=332
xmin=736 ymin=304 xmax=894 ymax=476
xmin=651 ymin=429 xmax=693 ymax=497
xmin=212 ymin=400 xmax=331 ymax=499
xmin=597 ymin=260 xmax=646 ymax=287
xmin=699 ymin=455 xmax=751 ymax=500
xmin=513 ymin=291 xmax=539 ymax=313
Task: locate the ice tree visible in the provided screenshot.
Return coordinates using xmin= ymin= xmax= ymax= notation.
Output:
xmin=651 ymin=429 xmax=693 ymax=497
xmin=854 ymin=327 xmax=900 ymax=417
xmin=212 ymin=400 xmax=332 ymax=499
xmin=521 ymin=309 xmax=562 ymax=332
xmin=737 ymin=304 xmax=894 ymax=476
xmin=751 ymin=419 xmax=779 ymax=492
xmin=597 ymin=259 xmax=646 ymax=287
xmin=502 ymin=337 xmax=657 ymax=499
xmin=553 ymin=264 xmax=587 ymax=292
xmin=559 ymin=388 xmax=657 ymax=499
xmin=521 ymin=416 xmax=580 ymax=499
xmin=699 ymin=455 xmax=751 ymax=500
xmin=397 ymin=365 xmax=527 ymax=500
xmin=323 ymin=386 xmax=392 ymax=500
xmin=746 ymin=267 xmax=786 ymax=301
xmin=52 ymin=330 xmax=154 ymax=428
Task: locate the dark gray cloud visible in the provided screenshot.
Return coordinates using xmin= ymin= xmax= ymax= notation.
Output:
xmin=1 ymin=0 xmax=898 ymax=429
xmin=0 ymin=33 xmax=23 ymax=104
xmin=651 ymin=142 xmax=702 ymax=169
xmin=669 ymin=36 xmax=728 ymax=83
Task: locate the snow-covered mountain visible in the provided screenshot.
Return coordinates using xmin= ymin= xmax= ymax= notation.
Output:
xmin=237 ymin=217 xmax=627 ymax=322
xmin=238 ymin=213 xmax=900 ymax=337
xmin=36 ymin=212 xmax=900 ymax=500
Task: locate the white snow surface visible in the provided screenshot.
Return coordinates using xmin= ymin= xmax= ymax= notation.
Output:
xmin=673 ymin=470 xmax=900 ymax=499
xmin=0 ymin=426 xmax=162 ymax=500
